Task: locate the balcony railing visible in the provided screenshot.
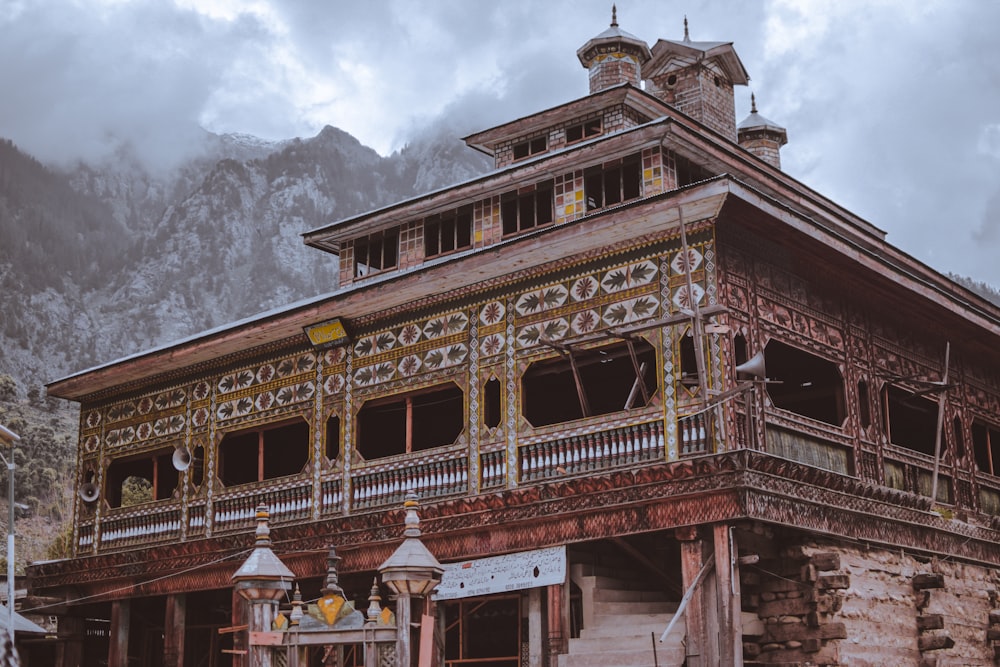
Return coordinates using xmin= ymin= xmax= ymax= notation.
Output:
xmin=352 ymin=453 xmax=469 ymax=510
xmin=213 ymin=480 xmax=313 ymax=533
xmin=518 ymin=421 xmax=664 ymax=482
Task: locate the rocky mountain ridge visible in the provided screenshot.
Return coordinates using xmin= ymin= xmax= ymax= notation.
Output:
xmin=0 ymin=125 xmax=491 ymax=397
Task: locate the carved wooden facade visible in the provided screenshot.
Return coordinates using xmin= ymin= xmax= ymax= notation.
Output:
xmin=34 ymin=12 xmax=1000 ymax=667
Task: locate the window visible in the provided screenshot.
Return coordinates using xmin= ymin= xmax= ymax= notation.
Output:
xmin=425 ymin=205 xmax=473 ymax=258
xmin=953 ymin=417 xmax=965 ymax=461
xmin=973 ymin=421 xmax=1000 ymax=475
xmin=483 ymin=377 xmax=502 ymax=430
xmin=763 ymin=340 xmax=845 ymax=426
xmin=675 ymin=153 xmax=714 ymax=187
xmin=218 ymin=420 xmax=310 ymax=486
xmin=105 ymin=448 xmax=180 ymax=508
xmin=882 ymin=386 xmax=938 ymax=456
xmin=354 ymin=228 xmax=399 ymax=277
xmin=857 ymin=379 xmax=872 ymax=429
xmin=357 ymin=383 xmax=464 ymax=460
xmin=522 ymin=339 xmax=657 ymax=428
xmin=512 ymin=136 xmax=547 ymax=160
xmin=584 ymin=154 xmax=641 ymax=210
xmin=679 ymin=332 xmax=700 ymax=393
xmin=325 ymin=414 xmax=341 ymax=463
xmin=566 ymin=119 xmax=602 ymax=144
xmin=501 ymin=181 xmax=554 ymax=235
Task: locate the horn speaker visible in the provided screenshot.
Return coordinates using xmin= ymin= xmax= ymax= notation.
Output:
xmin=172 ymin=446 xmax=193 ymax=471
xmin=735 ymin=351 xmax=766 ymax=379
xmin=79 ymin=483 xmax=99 ymax=503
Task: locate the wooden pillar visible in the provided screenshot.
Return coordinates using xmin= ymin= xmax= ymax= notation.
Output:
xmin=546 ymin=583 xmax=565 ymax=665
xmin=676 ymin=526 xmax=708 ymax=667
xmin=713 ymin=524 xmax=743 ymax=667
xmin=528 ymin=588 xmax=543 ymax=667
xmin=163 ymin=593 xmax=186 ymax=667
xmin=56 ymin=616 xmax=83 ymax=667
xmin=232 ymin=589 xmax=247 ymax=667
xmin=108 ymin=599 xmax=130 ymax=667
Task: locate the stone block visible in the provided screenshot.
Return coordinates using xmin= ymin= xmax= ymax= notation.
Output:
xmin=916 ymin=614 xmax=943 ymax=632
xmin=811 ymin=552 xmax=841 ymax=571
xmin=758 ymin=597 xmax=812 ymax=618
xmin=917 ymin=634 xmax=954 ymax=651
xmin=817 ymin=573 xmax=850 ymax=590
xmin=912 ymin=573 xmax=945 ymax=590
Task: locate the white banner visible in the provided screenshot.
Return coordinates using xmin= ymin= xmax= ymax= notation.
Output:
xmin=433 ymin=545 xmax=567 ymax=600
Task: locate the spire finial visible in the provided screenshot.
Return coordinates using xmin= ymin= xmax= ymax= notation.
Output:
xmin=403 ymin=491 xmax=422 ymax=538
xmin=254 ymin=504 xmax=271 ymax=546
xmin=683 ymin=16 xmax=690 ymax=41
xmin=750 ymin=92 xmax=758 ymax=114
xmin=611 ymin=4 xmax=618 ymax=27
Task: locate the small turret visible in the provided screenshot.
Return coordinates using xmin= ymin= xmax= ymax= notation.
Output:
xmin=644 ymin=17 xmax=750 ymax=140
xmin=577 ymin=5 xmax=652 ymax=94
xmin=738 ymin=93 xmax=788 ymax=169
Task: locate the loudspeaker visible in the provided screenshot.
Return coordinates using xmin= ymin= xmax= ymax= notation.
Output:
xmin=79 ymin=483 xmax=99 ymax=503
xmin=735 ymin=351 xmax=766 ymax=379
xmin=172 ymin=446 xmax=193 ymax=471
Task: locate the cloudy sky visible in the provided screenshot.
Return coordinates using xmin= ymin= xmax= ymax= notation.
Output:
xmin=3 ymin=0 xmax=1000 ymax=287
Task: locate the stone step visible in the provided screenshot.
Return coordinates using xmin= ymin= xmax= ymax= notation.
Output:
xmin=574 ymin=572 xmax=656 ymax=592
xmin=558 ymin=644 xmax=686 ymax=667
xmin=592 ymin=585 xmax=669 ymax=603
xmin=582 ymin=611 xmax=683 ymax=636
xmin=592 ymin=599 xmax=677 ymax=616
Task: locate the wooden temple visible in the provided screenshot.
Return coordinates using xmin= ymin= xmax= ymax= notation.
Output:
xmin=35 ymin=9 xmax=1000 ymax=667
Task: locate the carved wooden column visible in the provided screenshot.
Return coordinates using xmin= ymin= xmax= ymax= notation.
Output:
xmin=163 ymin=593 xmax=186 ymax=667
xmin=714 ymin=524 xmax=743 ymax=667
xmin=108 ymin=599 xmax=130 ymax=667
xmin=546 ymin=583 xmax=565 ymax=665
xmin=677 ymin=525 xmax=708 ymax=667
xmin=56 ymin=616 xmax=84 ymax=667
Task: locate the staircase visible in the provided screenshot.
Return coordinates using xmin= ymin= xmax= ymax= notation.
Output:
xmin=560 ymin=564 xmax=686 ymax=667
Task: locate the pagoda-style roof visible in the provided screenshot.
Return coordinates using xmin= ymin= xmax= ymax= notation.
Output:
xmin=461 ymin=83 xmax=668 ymax=157
xmin=646 ymin=37 xmax=750 ymax=85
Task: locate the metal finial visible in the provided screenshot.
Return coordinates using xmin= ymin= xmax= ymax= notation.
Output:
xmin=254 ymin=504 xmax=271 ymax=546
xmin=611 ymin=4 xmax=618 ymax=27
xmin=322 ymin=546 xmax=345 ymax=597
xmin=403 ymin=491 xmax=421 ymax=538
xmin=367 ymin=577 xmax=383 ymax=623
xmin=683 ymin=16 xmax=690 ymax=41
xmin=750 ymin=92 xmax=758 ymax=114
xmin=290 ymin=585 xmax=304 ymax=626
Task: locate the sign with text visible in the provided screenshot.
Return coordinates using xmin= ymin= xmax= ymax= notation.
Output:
xmin=433 ymin=546 xmax=566 ymax=601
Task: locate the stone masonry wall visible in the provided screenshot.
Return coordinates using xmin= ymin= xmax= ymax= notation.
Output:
xmin=742 ymin=535 xmax=1000 ymax=666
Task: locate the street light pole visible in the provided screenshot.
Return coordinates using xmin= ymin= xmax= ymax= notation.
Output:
xmin=0 ymin=424 xmax=19 ymax=653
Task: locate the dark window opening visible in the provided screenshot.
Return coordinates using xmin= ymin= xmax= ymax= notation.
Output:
xmin=424 ymin=205 xmax=473 ymax=258
xmin=566 ymin=119 xmax=602 ymax=144
xmin=973 ymin=421 xmax=1000 ymax=476
xmin=584 ymin=153 xmax=641 ymax=210
xmin=953 ymin=417 xmax=965 ymax=461
xmin=764 ymin=340 xmax=845 ymax=426
xmin=191 ymin=445 xmax=205 ymax=488
xmin=679 ymin=332 xmax=700 ymax=392
xmin=219 ymin=420 xmax=309 ymax=487
xmin=501 ymin=181 xmax=554 ymax=235
xmin=522 ymin=340 xmax=657 ymax=428
xmin=882 ymin=386 xmax=938 ymax=456
xmin=674 ymin=154 xmax=714 ymax=187
xmin=445 ymin=597 xmax=520 ymax=664
xmin=105 ymin=448 xmax=179 ymax=508
xmin=733 ymin=334 xmax=748 ymax=368
xmin=354 ymin=227 xmax=400 ymax=278
xmin=484 ymin=377 xmax=502 ymax=430
xmin=357 ymin=383 xmax=464 ymax=460
xmin=513 ymin=136 xmax=547 ymax=160
xmin=325 ymin=415 xmax=341 ymax=463
xmin=858 ymin=379 xmax=871 ymax=429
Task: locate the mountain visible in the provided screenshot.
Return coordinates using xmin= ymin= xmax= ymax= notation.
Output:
xmin=0 ymin=126 xmax=492 ymax=398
